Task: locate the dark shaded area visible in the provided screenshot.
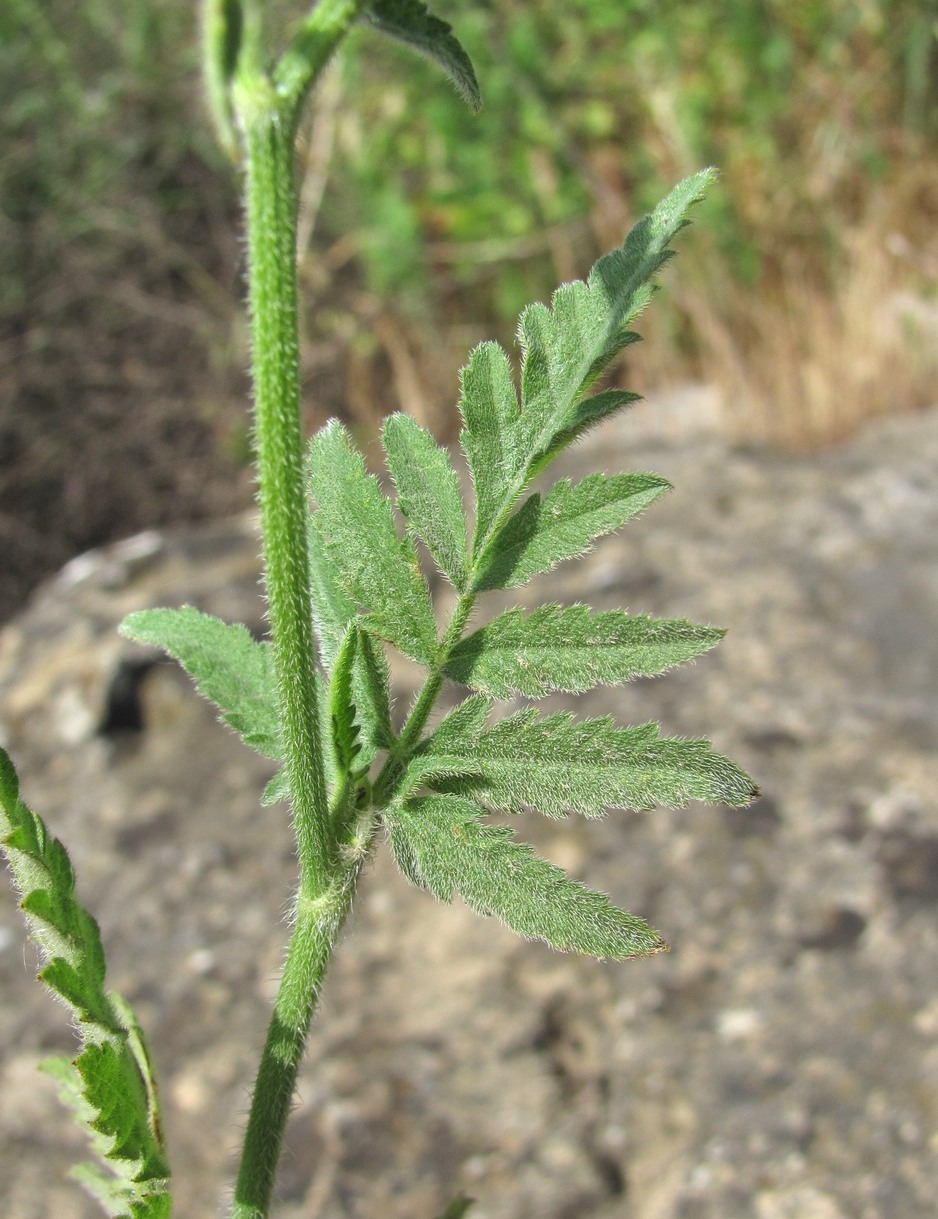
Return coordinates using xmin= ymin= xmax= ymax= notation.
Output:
xmin=877 ymin=831 xmax=938 ymax=905
xmin=0 ymin=5 xmax=252 ymax=625
xmin=798 ymin=906 xmax=868 ymax=951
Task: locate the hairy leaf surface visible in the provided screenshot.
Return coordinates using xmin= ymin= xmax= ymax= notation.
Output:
xmin=307 ymin=519 xmax=358 ymax=671
xmin=460 ymin=171 xmax=713 ymax=559
xmin=473 ymin=471 xmax=669 ymax=592
xmin=516 ymin=171 xmax=715 ymax=472
xmin=120 ymin=606 xmax=280 ymax=759
xmin=327 ymin=625 xmax=394 ymax=778
xmin=353 ymin=626 xmax=394 ymax=754
xmin=308 ymin=420 xmax=438 ymax=665
xmin=458 ymin=341 xmax=522 ymax=544
xmin=446 ymin=605 xmax=724 ymax=697
xmin=529 ymin=386 xmax=641 ymax=475
xmin=385 ymin=795 xmax=664 ymax=958
xmin=422 ymin=707 xmax=756 ymax=817
xmin=364 ymin=0 xmax=482 ymax=112
xmin=383 ymin=412 xmax=468 ymax=590
xmin=329 ymin=627 xmax=362 ymax=774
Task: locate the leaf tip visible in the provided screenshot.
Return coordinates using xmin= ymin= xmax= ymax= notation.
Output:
xmin=0 ymin=745 xmax=20 ymax=808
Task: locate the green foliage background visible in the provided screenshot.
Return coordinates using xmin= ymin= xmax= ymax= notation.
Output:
xmin=1 ymin=0 xmax=936 ymax=615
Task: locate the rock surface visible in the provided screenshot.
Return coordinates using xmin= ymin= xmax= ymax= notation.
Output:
xmin=1 ymin=392 xmax=936 ymax=1218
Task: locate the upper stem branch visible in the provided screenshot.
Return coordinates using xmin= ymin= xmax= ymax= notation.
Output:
xmin=241 ymin=89 xmax=331 ymax=895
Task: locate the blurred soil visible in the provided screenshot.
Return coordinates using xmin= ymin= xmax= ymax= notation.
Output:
xmin=1 ymin=397 xmax=936 ymax=1218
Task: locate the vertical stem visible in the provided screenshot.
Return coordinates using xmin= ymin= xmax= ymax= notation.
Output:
xmin=231 ymin=868 xmax=360 ymax=1219
xmin=231 ymin=87 xmax=347 ymax=1217
xmin=242 ymin=91 xmax=331 ymax=896
xmin=229 ymin=3 xmax=370 ymax=1201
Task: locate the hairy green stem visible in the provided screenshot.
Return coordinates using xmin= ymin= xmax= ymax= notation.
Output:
xmin=231 ymin=5 xmax=373 ymax=1205
xmin=374 ymin=591 xmax=477 ymax=806
xmin=233 ymin=80 xmax=339 ymax=1219
xmin=231 ymin=866 xmax=361 ymax=1219
xmin=240 ymin=91 xmax=331 ymax=895
xmin=275 ymin=0 xmax=370 ymax=126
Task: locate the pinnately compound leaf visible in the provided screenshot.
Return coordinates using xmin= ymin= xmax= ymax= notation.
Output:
xmin=445 ymin=605 xmax=724 ymax=698
xmin=364 ymin=0 xmax=482 ymax=113
xmin=383 ymin=412 xmax=468 ymax=590
xmin=0 ymin=748 xmax=171 ymax=1213
xmin=120 ymin=605 xmax=281 ymax=759
xmin=308 ymin=420 xmax=439 ymax=665
xmin=420 ymin=707 xmax=757 ymax=817
xmin=385 ymin=794 xmax=664 ymax=958
xmin=472 ymin=471 xmax=669 ymax=592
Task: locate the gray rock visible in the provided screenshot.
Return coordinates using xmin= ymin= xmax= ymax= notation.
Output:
xmin=1 ymin=397 xmax=936 ymax=1218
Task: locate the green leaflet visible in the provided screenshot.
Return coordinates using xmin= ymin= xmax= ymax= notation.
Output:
xmin=459 ymin=341 xmax=522 ymax=546
xmin=353 ymin=626 xmax=394 ymax=754
xmin=420 ymin=692 xmax=493 ymax=754
xmin=527 ymin=386 xmax=641 ymax=479
xmin=420 ymin=707 xmax=757 ymax=817
xmin=329 ymin=625 xmax=395 ymax=778
xmin=456 ymin=172 xmax=713 ymax=565
xmin=445 ymin=605 xmax=724 ymax=698
xmin=330 ymin=626 xmax=363 ymax=774
xmin=383 ymin=412 xmax=468 ymax=590
xmin=364 ymin=0 xmax=482 ymax=113
xmin=261 ymin=769 xmax=291 ymax=807
xmin=308 ymin=420 xmax=439 ymax=665
xmin=516 ymin=171 xmax=715 ymax=471
xmin=308 ymin=521 xmax=393 ymax=765
xmin=0 ymin=748 xmax=171 ymax=1213
xmin=120 ymin=605 xmax=281 ymax=760
xmin=472 ymin=471 xmax=669 ymax=592
xmin=308 ymin=517 xmax=358 ymax=671
xmin=385 ymin=795 xmax=664 ymax=958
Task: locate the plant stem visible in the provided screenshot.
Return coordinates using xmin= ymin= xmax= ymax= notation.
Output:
xmin=275 ymin=0 xmax=370 ymax=121
xmin=373 ymin=591 xmax=476 ymax=807
xmin=232 ymin=82 xmax=343 ymax=1219
xmin=240 ymin=88 xmax=332 ymax=896
xmin=229 ymin=7 xmax=373 ymax=1207
xmin=231 ymin=867 xmax=361 ymax=1219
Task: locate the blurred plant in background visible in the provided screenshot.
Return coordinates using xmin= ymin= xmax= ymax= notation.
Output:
xmin=0 ymin=0 xmax=247 ymax=620
xmin=318 ymin=0 xmax=937 ymax=443
xmin=2 ymin=0 xmax=936 ymax=618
